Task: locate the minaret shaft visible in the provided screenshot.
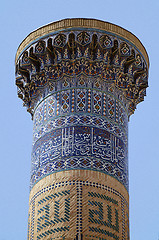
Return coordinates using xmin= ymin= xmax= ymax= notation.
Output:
xmin=15 ymin=18 xmax=149 ymax=240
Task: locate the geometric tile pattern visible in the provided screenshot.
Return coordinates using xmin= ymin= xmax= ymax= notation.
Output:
xmin=33 ymin=75 xmax=128 ymax=130
xmin=93 ymin=91 xmax=102 ymax=114
xmin=107 ymin=95 xmax=115 ymax=121
xmin=36 ymin=190 xmax=70 ymax=239
xmin=28 ymin=177 xmax=129 ymax=240
xmin=76 ymin=89 xmax=86 ymax=112
xmin=33 ymin=76 xmax=128 ymax=143
xmin=76 ymin=182 xmax=82 ymax=235
xmin=33 ymin=114 xmax=127 ymax=145
xmin=61 ymin=91 xmax=70 ymax=114
xmin=88 ymin=199 xmax=119 ymax=231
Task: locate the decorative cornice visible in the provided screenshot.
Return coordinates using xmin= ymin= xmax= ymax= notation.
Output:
xmin=15 ymin=20 xmax=149 ymax=118
xmin=15 ymin=18 xmax=149 ymax=68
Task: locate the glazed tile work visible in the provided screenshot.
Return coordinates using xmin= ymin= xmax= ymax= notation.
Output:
xmin=32 ymin=76 xmax=128 ymax=143
xmin=31 ymin=125 xmax=128 ymax=189
xmin=30 ymin=74 xmax=128 ymax=190
xmin=15 ymin=19 xmax=149 ymax=240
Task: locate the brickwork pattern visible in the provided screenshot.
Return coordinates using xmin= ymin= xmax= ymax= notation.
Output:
xmin=28 ymin=170 xmax=129 ymax=240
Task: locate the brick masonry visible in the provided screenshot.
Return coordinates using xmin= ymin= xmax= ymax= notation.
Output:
xmin=28 ymin=170 xmax=129 ymax=240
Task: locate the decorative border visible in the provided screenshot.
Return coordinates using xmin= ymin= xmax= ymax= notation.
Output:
xmin=33 ymin=114 xmax=128 ymax=145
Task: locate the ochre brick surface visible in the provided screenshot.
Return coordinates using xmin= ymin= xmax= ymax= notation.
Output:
xmin=28 ymin=170 xmax=129 ymax=240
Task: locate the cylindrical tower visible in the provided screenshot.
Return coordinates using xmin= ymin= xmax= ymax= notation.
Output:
xmin=15 ymin=19 xmax=149 ymax=240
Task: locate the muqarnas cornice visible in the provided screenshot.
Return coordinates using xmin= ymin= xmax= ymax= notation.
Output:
xmin=15 ymin=19 xmax=149 ymax=118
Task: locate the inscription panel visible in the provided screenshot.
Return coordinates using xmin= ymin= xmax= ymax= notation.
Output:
xmin=31 ymin=126 xmax=128 ymax=190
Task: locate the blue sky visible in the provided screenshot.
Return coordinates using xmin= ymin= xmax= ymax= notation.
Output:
xmin=0 ymin=0 xmax=158 ymax=239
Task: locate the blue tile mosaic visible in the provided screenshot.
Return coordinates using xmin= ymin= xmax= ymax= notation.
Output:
xmin=26 ymin=73 xmax=130 ymax=190
xmin=31 ymin=126 xmax=128 ymax=190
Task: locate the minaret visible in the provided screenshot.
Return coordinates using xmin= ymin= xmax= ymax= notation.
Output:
xmin=15 ymin=18 xmax=149 ymax=240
